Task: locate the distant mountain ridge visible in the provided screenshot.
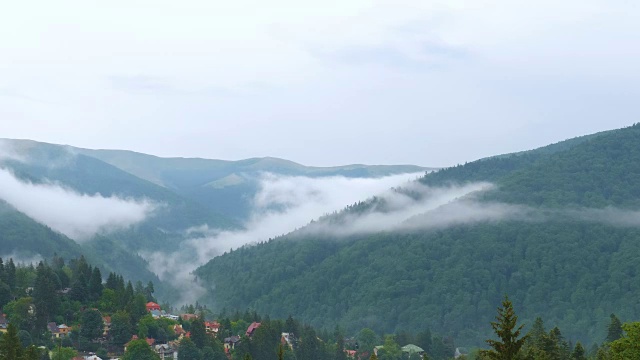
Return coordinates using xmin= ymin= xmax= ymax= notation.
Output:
xmin=2 ymin=138 xmax=431 ymax=221
xmin=0 ymin=137 xmax=428 ymax=302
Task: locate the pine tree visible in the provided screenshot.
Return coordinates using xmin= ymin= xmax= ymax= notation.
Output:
xmin=335 ymin=326 xmax=347 ymax=360
xmin=88 ymin=267 xmax=103 ymax=301
xmin=607 ymin=314 xmax=623 ymax=343
xmin=0 ymin=323 xmax=24 ymax=359
xmin=6 ymin=258 xmax=16 ymax=291
xmin=33 ymin=262 xmax=59 ymax=335
xmin=571 ymin=342 xmax=587 ymax=360
xmin=481 ymin=296 xmax=528 ymax=360
xmin=69 ymin=277 xmax=88 ymax=302
xmin=528 ymin=317 xmax=546 ymax=348
xmin=190 ymin=318 xmax=207 ymax=349
xmin=105 ymin=272 xmax=118 ymax=290
xmin=0 ymin=258 xmax=7 ymax=285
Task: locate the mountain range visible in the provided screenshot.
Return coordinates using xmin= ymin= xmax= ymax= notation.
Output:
xmin=194 ymin=124 xmax=640 ymax=347
xmin=3 ymin=124 xmax=640 ymax=348
xmin=0 ymin=138 xmax=428 ymax=300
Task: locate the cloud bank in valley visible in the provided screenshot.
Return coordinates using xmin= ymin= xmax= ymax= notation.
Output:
xmin=144 ymin=172 xmax=640 ymax=304
xmin=0 ymin=168 xmax=156 ymax=240
xmin=145 ymin=172 xmax=427 ymax=303
xmin=190 ymin=172 xmax=429 ymax=261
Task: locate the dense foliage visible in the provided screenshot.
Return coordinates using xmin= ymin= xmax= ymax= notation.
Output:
xmin=0 ymin=255 xmax=171 ymax=358
xmin=196 ymin=124 xmax=640 ymax=347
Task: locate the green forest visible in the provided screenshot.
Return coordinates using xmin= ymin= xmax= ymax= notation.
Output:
xmin=1 ymin=254 xmax=636 ymax=360
xmin=195 ymin=123 xmax=640 ymax=347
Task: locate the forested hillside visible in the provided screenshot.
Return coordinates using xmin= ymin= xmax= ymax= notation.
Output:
xmin=195 ymin=124 xmax=640 ymax=347
xmin=0 ymin=201 xmax=162 ymax=292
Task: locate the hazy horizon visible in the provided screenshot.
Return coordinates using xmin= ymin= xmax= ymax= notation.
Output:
xmin=2 ymin=1 xmax=639 ymax=167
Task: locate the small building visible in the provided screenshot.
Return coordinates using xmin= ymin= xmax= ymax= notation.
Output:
xmin=281 ymin=333 xmax=295 ymax=350
xmin=48 ymin=322 xmax=67 ymax=339
xmin=180 ymin=314 xmax=199 ymax=321
xmin=155 ymin=343 xmax=176 ymax=360
xmin=57 ymin=324 xmax=71 ymax=337
xmin=205 ymin=321 xmax=220 ymax=334
xmin=173 ymin=324 xmax=186 ymax=338
xmin=401 ymin=344 xmax=424 ymax=356
xmin=146 ymin=302 xmax=161 ymax=312
xmin=224 ymin=336 xmax=241 ymax=353
xmin=102 ymin=316 xmax=111 ymax=336
xmin=246 ymin=322 xmax=261 ymax=337
xmin=162 ymin=314 xmax=180 ymax=321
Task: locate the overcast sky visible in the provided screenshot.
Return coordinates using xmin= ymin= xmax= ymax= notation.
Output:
xmin=1 ymin=0 xmax=639 ymax=167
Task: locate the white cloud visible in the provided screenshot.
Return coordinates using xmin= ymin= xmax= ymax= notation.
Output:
xmin=143 ymin=172 xmax=423 ymax=304
xmin=0 ymin=252 xmax=43 ymax=266
xmin=0 ymin=168 xmax=156 ymax=240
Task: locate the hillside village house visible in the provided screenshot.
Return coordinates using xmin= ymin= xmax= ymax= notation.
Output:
xmin=224 ymin=336 xmax=241 ymax=353
xmin=48 ymin=322 xmax=71 ymax=339
xmin=205 ymin=320 xmax=221 ymax=335
xmin=102 ymin=316 xmax=111 ymax=337
xmin=246 ymin=322 xmax=261 ymax=337
xmin=180 ymin=313 xmax=199 ymax=321
xmin=146 ymin=302 xmax=161 ymax=312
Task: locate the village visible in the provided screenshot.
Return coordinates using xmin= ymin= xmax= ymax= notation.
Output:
xmin=16 ymin=301 xmax=439 ymax=360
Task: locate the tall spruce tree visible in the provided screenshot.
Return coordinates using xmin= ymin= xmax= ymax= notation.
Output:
xmin=88 ymin=267 xmax=103 ymax=301
xmin=481 ymin=296 xmax=528 ymax=360
xmin=607 ymin=314 xmax=623 ymax=343
xmin=6 ymin=259 xmax=16 ymax=291
xmin=0 ymin=323 xmax=24 ymax=359
xmin=571 ymin=342 xmax=587 ymax=360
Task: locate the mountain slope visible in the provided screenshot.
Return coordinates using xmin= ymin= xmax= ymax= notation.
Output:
xmin=0 ymin=201 xmax=161 ymax=289
xmin=195 ymin=124 xmax=640 ymax=346
xmin=0 ymin=200 xmax=84 ymax=260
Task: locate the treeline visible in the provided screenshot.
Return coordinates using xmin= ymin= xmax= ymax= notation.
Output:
xmin=471 ymin=297 xmax=640 ymax=360
xmin=169 ymin=310 xmax=456 ymax=360
xmin=196 ymin=221 xmax=640 ymax=345
xmin=0 ymin=255 xmax=170 ymax=359
xmin=195 ymin=123 xmax=640 ymax=347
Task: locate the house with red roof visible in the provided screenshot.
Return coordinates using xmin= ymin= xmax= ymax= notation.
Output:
xmin=146 ymin=302 xmax=161 ymax=312
xmin=246 ymin=322 xmax=261 ymax=337
xmin=205 ymin=321 xmax=221 ymax=335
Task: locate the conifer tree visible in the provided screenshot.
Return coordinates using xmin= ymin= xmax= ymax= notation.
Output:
xmin=0 ymin=323 xmax=24 ymax=359
xmin=571 ymin=342 xmax=587 ymax=360
xmin=481 ymin=296 xmax=527 ymax=360
xmin=88 ymin=267 xmax=103 ymax=301
xmin=6 ymin=259 xmax=16 ymax=291
xmin=335 ymin=326 xmax=347 ymax=360
xmin=607 ymin=314 xmax=623 ymax=343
